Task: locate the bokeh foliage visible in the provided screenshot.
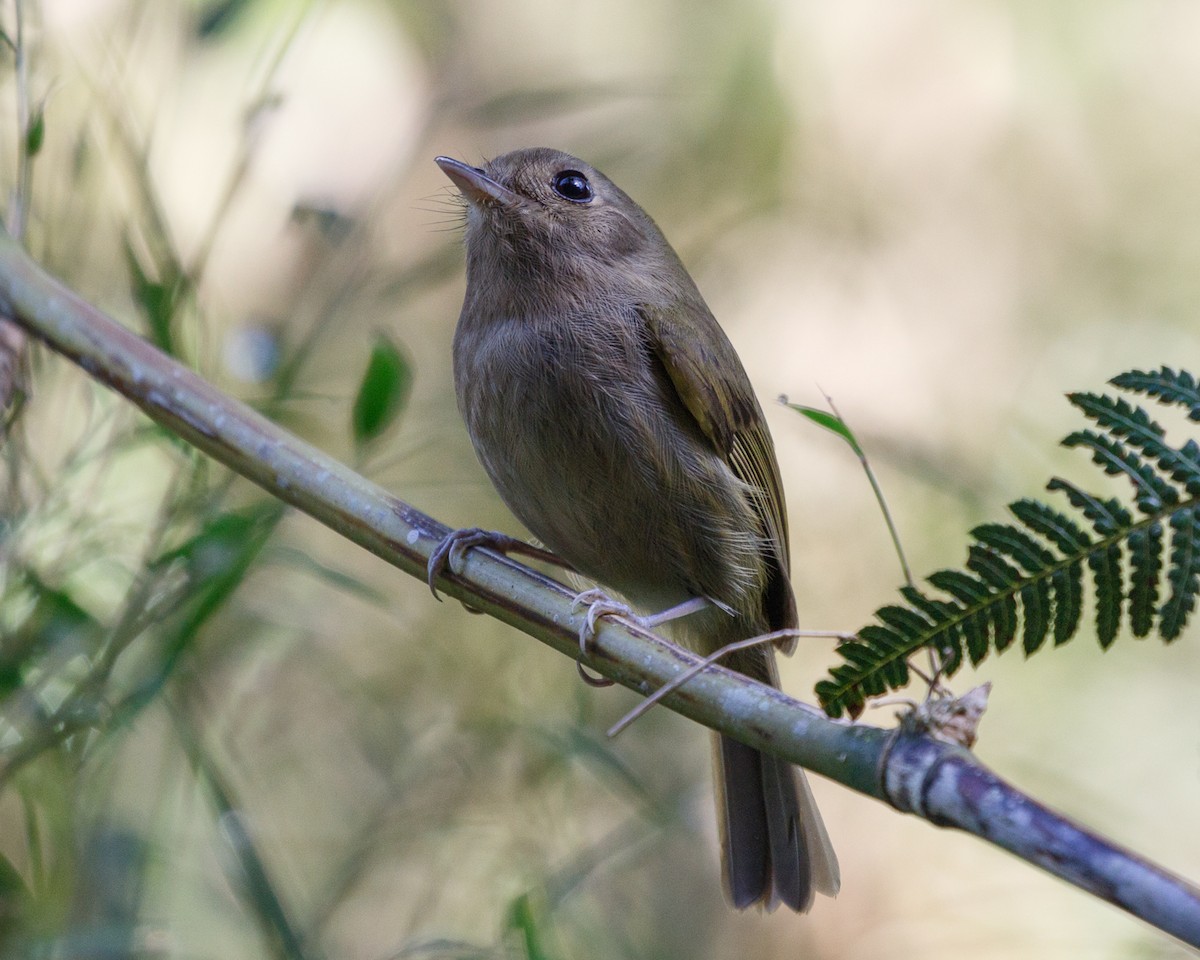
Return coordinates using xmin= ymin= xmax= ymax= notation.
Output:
xmin=1 ymin=2 xmax=1198 ymax=959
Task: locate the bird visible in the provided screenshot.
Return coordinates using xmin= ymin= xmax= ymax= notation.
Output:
xmin=430 ymin=147 xmax=839 ymax=911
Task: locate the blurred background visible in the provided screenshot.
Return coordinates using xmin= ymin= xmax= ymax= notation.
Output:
xmin=2 ymin=0 xmax=1199 ymax=957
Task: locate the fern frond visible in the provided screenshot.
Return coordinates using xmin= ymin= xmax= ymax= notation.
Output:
xmin=1071 ymin=390 xmax=1200 ymax=494
xmin=1111 ymin=367 xmax=1200 ymax=420
xmin=1128 ymin=524 xmax=1163 ymax=636
xmin=1050 ymin=563 xmax=1083 ymax=644
xmin=1063 ymin=429 xmax=1177 ymax=514
xmin=1161 ymin=507 xmax=1200 ymax=640
xmin=817 ymin=367 xmax=1200 ymax=719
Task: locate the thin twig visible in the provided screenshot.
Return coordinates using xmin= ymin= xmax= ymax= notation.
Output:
xmin=822 ymin=393 xmax=942 ymax=682
xmin=821 ymin=390 xmax=914 ymax=590
xmin=607 ymin=629 xmax=857 ymax=737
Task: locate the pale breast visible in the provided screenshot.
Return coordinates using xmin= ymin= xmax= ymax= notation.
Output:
xmin=453 ymin=308 xmax=766 ymax=617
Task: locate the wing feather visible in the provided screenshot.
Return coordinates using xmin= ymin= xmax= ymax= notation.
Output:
xmin=641 ymin=302 xmax=797 ymax=634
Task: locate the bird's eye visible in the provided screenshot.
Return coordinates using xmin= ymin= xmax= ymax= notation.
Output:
xmin=552 ymin=170 xmax=593 ymax=203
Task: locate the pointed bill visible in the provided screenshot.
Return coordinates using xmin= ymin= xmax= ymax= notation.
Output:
xmin=435 ymin=156 xmax=524 ymax=207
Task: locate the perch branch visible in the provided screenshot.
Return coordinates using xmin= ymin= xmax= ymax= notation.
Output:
xmin=0 ymin=226 xmax=1196 ymax=947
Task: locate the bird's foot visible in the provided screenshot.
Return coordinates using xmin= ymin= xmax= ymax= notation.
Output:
xmin=571 ymin=588 xmax=638 ymax=654
xmin=569 ymin=591 xmax=729 ymax=688
xmin=428 ymin=528 xmax=565 ymax=599
xmin=571 ymin=591 xmax=729 ymax=653
xmin=569 ymin=589 xmax=635 ymax=688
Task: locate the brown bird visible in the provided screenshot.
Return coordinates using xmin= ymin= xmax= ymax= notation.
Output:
xmin=432 ymin=147 xmax=839 ymax=911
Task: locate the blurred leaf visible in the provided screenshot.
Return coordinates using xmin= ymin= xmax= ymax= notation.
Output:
xmin=195 ymin=0 xmax=257 ymax=40
xmin=556 ymin=727 xmax=655 ymax=807
xmin=269 ymin=545 xmax=389 ymax=606
xmin=175 ymin=713 xmax=316 ymax=960
xmin=156 ymin=503 xmax=282 ymax=640
xmin=352 ymin=334 xmax=412 ymax=447
xmin=20 ymin=577 xmax=102 ymax=650
xmin=123 ymin=240 xmax=183 ymax=356
xmin=0 ymin=850 xmax=28 ymax=951
xmin=118 ymin=504 xmax=283 ymax=719
xmin=0 ymin=851 xmax=29 ymax=903
xmin=541 ymin=821 xmax=649 ymax=912
xmin=25 ymin=105 xmax=44 ymax=158
xmin=291 ymin=204 xmax=356 ymax=244
xmin=2 ymin=573 xmax=103 ymax=696
xmin=504 ymin=892 xmax=559 ymax=960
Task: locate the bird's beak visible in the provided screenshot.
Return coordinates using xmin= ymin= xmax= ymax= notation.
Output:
xmin=435 ymin=156 xmax=522 ymax=207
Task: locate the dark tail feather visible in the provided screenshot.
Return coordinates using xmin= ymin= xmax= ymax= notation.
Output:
xmin=716 ymin=734 xmax=812 ymax=911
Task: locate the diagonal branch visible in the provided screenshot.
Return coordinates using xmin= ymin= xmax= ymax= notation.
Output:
xmin=0 ymin=225 xmax=1197 ymax=947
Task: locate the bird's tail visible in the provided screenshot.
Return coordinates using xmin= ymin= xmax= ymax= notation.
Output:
xmin=714 ymin=645 xmax=840 ymax=911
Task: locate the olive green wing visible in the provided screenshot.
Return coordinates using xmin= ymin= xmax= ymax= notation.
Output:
xmin=641 ymin=301 xmax=797 ymax=632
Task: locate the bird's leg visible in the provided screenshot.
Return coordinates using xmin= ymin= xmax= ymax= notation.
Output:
xmin=572 ymin=591 xmax=729 ymax=654
xmin=570 ymin=591 xmax=734 ymax=689
xmin=427 ymin=527 xmax=571 ymax=599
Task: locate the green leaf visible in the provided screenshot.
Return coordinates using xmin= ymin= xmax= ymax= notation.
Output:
xmin=123 ymin=240 xmax=183 ymax=356
xmin=25 ymin=104 xmax=44 ymax=157
xmin=3 ymin=573 xmax=104 ymax=695
xmin=268 ymin=546 xmax=389 ymax=606
xmin=351 ymin=334 xmax=412 ymax=446
xmin=899 ymin=586 xmax=963 ymax=667
xmin=926 ymin=569 xmax=988 ymax=604
xmin=1046 ymin=478 xmax=1129 ymax=536
xmin=0 ymin=850 xmax=29 ymax=899
xmin=505 ymin=892 xmax=559 ymax=960
xmin=195 ymin=0 xmax=256 ymax=39
xmin=784 ymin=403 xmax=863 ymax=457
xmin=0 ymin=848 xmax=30 ymax=943
xmin=115 ymin=504 xmax=283 ymax=722
xmin=1070 ymin=391 xmax=1165 ymax=442
xmin=973 ymin=522 xmax=1058 ymax=573
xmin=1010 ymin=499 xmax=1091 ymax=554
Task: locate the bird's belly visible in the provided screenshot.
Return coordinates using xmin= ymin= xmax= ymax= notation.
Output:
xmin=490 ymin=390 xmax=687 ymax=604
xmin=456 ymin=316 xmax=766 ymax=623
xmin=459 ymin=335 xmax=700 ymax=610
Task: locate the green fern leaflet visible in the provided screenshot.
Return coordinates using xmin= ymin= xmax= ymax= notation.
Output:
xmin=816 ymin=367 xmax=1200 ymax=719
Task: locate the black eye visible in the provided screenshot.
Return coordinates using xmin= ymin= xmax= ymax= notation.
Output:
xmin=552 ymin=170 xmax=593 ymax=203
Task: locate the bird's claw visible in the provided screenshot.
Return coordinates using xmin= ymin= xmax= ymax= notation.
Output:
xmin=572 ymin=588 xmax=638 ymax=655
xmin=427 ymin=528 xmax=515 ymax=599
xmin=569 ymin=589 xmax=629 ymax=688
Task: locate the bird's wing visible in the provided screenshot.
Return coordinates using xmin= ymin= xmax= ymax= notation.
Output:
xmin=641 ymin=300 xmax=796 ymax=632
